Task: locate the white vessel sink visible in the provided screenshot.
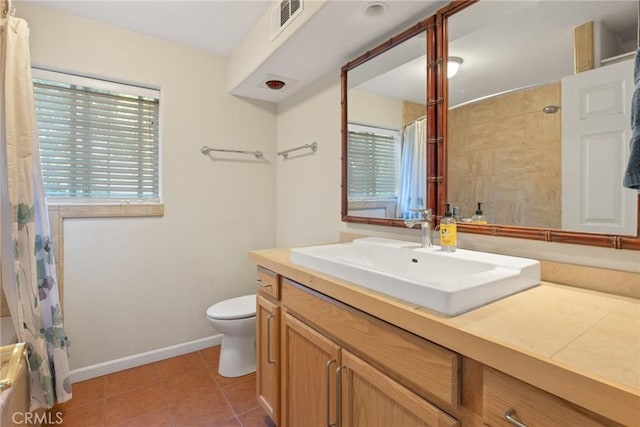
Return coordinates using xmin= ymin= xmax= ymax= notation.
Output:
xmin=290 ymin=237 xmax=540 ymax=316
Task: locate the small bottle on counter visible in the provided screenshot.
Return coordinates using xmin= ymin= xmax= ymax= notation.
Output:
xmin=452 ymin=206 xmax=462 ymax=222
xmin=471 ymin=202 xmax=488 ymax=224
xmin=440 ymin=203 xmax=457 ymax=252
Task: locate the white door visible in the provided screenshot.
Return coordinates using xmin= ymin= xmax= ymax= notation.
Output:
xmin=562 ymin=59 xmax=637 ymax=236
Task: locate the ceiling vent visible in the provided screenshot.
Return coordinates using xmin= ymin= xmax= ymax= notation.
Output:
xmin=271 ymin=0 xmax=304 ymax=41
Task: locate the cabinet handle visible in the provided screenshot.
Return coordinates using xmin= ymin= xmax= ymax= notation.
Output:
xmin=504 ymin=409 xmax=528 ymax=427
xmin=335 ymin=365 xmax=345 ymax=427
xmin=326 ymin=359 xmax=337 ymax=427
xmin=255 ymin=279 xmax=271 ymax=288
xmin=266 ymin=314 xmax=276 ymax=364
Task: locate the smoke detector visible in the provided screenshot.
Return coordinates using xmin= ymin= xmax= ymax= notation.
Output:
xmin=362 ymin=2 xmax=388 ymax=18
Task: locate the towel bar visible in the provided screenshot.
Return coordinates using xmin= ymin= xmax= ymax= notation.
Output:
xmin=277 ymin=142 xmax=318 ymax=159
xmin=201 ymin=146 xmax=263 ymax=159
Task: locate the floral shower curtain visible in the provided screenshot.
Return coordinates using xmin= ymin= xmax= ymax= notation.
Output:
xmin=0 ymin=13 xmax=71 ymax=409
xmin=397 ymin=118 xmax=427 ymax=219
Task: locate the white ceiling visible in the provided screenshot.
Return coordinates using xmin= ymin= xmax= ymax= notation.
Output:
xmin=27 ymin=0 xmax=273 ymax=56
xmin=25 ymin=0 xmax=445 ymax=103
xmin=23 ymin=1 xmax=636 ymax=106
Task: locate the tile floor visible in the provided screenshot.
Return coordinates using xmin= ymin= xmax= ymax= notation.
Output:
xmin=46 ymin=346 xmax=274 ymax=426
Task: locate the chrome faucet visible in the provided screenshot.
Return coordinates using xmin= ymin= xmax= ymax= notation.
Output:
xmin=404 ymin=209 xmax=434 ymax=248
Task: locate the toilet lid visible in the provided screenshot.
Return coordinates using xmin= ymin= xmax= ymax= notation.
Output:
xmin=207 ymin=295 xmax=256 ymax=320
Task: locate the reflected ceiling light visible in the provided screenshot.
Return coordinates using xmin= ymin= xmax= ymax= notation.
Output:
xmin=447 ymin=57 xmax=463 ymax=78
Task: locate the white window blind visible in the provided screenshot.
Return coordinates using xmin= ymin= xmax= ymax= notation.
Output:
xmin=32 ymin=69 xmax=160 ymax=203
xmin=347 ymin=124 xmax=400 ymax=200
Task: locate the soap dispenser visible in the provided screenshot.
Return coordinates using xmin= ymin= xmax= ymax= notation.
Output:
xmin=440 ymin=203 xmax=457 ymax=252
xmin=471 ymin=202 xmax=487 ymax=224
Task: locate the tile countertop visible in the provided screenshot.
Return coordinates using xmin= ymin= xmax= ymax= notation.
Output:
xmin=249 ymin=247 xmax=640 ymax=426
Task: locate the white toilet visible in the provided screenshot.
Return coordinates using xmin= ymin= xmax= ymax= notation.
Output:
xmin=206 ymin=294 xmax=257 ymax=378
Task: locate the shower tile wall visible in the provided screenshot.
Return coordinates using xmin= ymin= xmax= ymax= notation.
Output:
xmin=447 ymin=82 xmax=561 ymax=227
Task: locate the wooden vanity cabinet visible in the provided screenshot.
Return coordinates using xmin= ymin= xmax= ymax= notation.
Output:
xmin=255 ymin=265 xmax=625 ymax=427
xmin=256 ymin=267 xmax=280 ymax=425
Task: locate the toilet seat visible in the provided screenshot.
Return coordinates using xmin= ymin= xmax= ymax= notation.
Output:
xmin=207 ymin=295 xmax=256 ymax=320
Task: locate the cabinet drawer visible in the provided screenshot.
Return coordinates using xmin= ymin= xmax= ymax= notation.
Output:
xmin=282 ymin=278 xmax=460 ymax=410
xmin=256 ymin=266 xmax=279 ymax=300
xmin=483 ymin=367 xmax=619 ymax=427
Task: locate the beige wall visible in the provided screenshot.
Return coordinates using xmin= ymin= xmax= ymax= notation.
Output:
xmin=275 ymin=73 xmax=342 ymax=248
xmin=348 ymin=88 xmax=403 ymax=129
xmin=447 ymin=83 xmax=561 ymax=227
xmin=19 ymin=3 xmax=277 ymax=371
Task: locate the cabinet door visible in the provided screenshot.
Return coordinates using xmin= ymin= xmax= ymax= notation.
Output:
xmin=257 ymin=294 xmax=279 ymax=424
xmin=340 ymin=350 xmax=459 ymax=427
xmin=281 ymin=312 xmax=341 ymax=427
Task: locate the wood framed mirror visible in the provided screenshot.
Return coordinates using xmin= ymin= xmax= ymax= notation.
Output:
xmin=341 ymin=0 xmax=640 ymax=250
xmin=341 ymin=15 xmax=438 ymax=227
xmin=436 ymin=0 xmax=639 ymax=250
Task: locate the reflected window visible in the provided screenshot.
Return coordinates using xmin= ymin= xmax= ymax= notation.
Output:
xmin=347 ymin=124 xmax=400 ymax=203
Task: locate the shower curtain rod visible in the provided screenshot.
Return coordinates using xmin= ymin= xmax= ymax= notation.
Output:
xmin=403 ymin=115 xmax=426 ymax=128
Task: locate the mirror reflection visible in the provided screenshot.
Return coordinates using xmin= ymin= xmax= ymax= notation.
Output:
xmin=346 ymin=31 xmax=427 ymax=220
xmin=447 ymin=1 xmax=638 ymax=236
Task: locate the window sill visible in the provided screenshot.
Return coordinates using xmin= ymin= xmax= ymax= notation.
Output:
xmin=48 ymin=203 xmax=164 ymax=219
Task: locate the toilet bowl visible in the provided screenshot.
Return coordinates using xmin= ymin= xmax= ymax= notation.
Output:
xmin=206 ymin=294 xmax=256 ymax=378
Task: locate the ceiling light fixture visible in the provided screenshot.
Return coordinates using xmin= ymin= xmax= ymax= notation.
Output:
xmin=362 ymin=1 xmax=388 ymax=18
xmin=447 ymin=57 xmax=463 ymax=78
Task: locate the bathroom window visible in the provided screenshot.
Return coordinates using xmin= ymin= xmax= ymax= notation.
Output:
xmin=347 ymin=124 xmax=400 ymax=200
xmin=32 ymin=69 xmax=160 ymax=203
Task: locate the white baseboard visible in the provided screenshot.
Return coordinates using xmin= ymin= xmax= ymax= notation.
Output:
xmin=69 ymin=334 xmax=222 ymax=383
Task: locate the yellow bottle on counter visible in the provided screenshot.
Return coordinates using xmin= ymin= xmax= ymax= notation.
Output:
xmin=440 ymin=204 xmax=457 ymax=252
